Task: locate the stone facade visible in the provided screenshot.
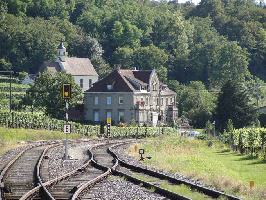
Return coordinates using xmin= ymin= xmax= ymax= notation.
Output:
xmin=84 ymin=69 xmax=177 ymax=126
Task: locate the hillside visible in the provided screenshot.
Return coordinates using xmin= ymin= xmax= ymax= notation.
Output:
xmin=0 ymin=76 xmax=29 ymax=110
xmin=0 ymin=0 xmax=265 ymax=86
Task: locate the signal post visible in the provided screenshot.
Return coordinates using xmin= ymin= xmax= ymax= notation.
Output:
xmin=106 ymin=117 xmax=111 ymax=142
xmin=63 ymin=84 xmax=71 ymax=160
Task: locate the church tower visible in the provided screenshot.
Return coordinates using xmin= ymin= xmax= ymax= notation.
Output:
xmin=57 ymin=41 xmax=67 ymax=62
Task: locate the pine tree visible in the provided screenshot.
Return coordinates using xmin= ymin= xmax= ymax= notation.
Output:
xmin=216 ymin=81 xmax=257 ymax=131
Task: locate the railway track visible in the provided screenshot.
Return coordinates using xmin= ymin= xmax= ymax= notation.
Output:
xmin=0 ymin=143 xmax=56 ymax=200
xmin=20 ymin=141 xmax=123 ymax=200
xmin=108 ymin=143 xmax=242 ymax=200
xmin=0 ymin=140 xmax=242 ymax=200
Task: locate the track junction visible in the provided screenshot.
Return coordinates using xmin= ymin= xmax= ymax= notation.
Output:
xmin=0 ymin=139 xmax=241 ymax=200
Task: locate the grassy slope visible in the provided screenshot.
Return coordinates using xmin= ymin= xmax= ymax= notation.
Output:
xmin=128 ymin=134 xmax=266 ymax=200
xmin=0 ymin=127 xmax=81 ymax=155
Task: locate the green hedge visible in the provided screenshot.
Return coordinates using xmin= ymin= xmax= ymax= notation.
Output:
xmin=0 ymin=111 xmax=178 ymax=138
xmin=0 ymin=77 xmax=20 ymax=83
xmin=0 ymin=92 xmax=26 ymax=99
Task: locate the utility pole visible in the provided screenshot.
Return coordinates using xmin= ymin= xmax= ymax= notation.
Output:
xmin=0 ymin=71 xmax=13 ymax=112
xmin=255 ymin=81 xmax=260 ymax=107
xmin=158 ymin=84 xmax=162 ymax=135
xmin=213 ymin=121 xmax=216 ymax=137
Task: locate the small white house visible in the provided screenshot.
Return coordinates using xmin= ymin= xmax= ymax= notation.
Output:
xmin=40 ymin=42 xmax=99 ymax=91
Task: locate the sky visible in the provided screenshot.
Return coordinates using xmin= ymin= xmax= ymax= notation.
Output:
xmin=178 ymin=0 xmax=201 ymax=4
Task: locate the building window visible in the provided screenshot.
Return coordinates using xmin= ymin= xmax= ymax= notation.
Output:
xmin=119 ymin=96 xmax=124 ymax=104
xmin=94 ymin=110 xmax=99 ymax=122
xmin=80 ymin=79 xmax=83 ymax=88
xmin=153 ymin=83 xmax=157 ymax=91
xmin=107 ymin=96 xmax=112 ymax=105
xmin=94 ymin=96 xmax=99 ymax=105
xmin=107 ymin=84 xmax=113 ymax=90
xmin=106 ymin=111 xmax=112 ymax=119
xmin=118 ymin=111 xmax=125 ymax=122
xmin=166 ymin=98 xmax=168 ymax=105
xmin=157 ymin=98 xmax=159 ymax=105
xmin=89 ymin=79 xmax=92 ymax=88
xmin=161 ymin=98 xmax=163 ymax=106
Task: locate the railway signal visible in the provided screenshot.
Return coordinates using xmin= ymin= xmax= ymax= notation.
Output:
xmin=139 ymin=149 xmax=145 ymax=161
xmin=62 ymin=84 xmax=71 ymax=99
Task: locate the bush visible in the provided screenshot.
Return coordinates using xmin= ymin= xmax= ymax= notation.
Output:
xmin=196 ymin=133 xmax=208 ymax=140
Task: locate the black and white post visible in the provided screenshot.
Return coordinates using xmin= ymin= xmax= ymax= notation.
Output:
xmin=64 ymin=100 xmax=69 ymax=159
xmin=62 ymin=83 xmax=71 ymax=160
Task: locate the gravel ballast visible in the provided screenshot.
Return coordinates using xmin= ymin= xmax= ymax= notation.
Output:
xmin=82 ymin=176 xmax=168 ymax=200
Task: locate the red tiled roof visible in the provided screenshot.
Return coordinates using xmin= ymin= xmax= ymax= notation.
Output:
xmin=119 ymin=70 xmax=152 ymax=84
xmin=86 ymin=69 xmax=176 ymax=95
xmin=86 ymin=70 xmax=134 ymax=92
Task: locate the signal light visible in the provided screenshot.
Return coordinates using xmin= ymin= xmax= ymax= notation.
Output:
xmin=63 ymin=84 xmax=71 ymax=99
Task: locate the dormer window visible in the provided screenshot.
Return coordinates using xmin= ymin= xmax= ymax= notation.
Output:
xmin=141 ymin=86 xmax=146 ymax=90
xmin=107 ymin=84 xmax=113 ymax=90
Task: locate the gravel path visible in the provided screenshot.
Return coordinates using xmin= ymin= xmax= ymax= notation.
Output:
xmin=82 ymin=176 xmax=168 ymax=200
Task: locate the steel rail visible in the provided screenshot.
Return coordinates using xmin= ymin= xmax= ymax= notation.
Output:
xmin=0 ymin=142 xmax=58 ymax=200
xmin=20 ymin=143 xmax=101 ymax=200
xmin=20 ymin=144 xmax=60 ymax=200
xmin=0 ymin=144 xmax=43 ymax=200
xmin=21 ymin=141 xmax=121 ymax=200
xmin=71 ymin=142 xmax=125 ymax=200
xmin=108 ymin=143 xmax=242 ymax=200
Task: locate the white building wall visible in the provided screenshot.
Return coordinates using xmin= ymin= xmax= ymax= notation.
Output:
xmin=73 ymin=75 xmax=98 ymax=91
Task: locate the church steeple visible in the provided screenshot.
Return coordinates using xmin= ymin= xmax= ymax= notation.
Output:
xmin=57 ymin=41 xmax=67 ymax=62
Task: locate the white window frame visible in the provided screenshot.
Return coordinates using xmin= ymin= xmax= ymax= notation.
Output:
xmin=89 ymin=79 xmax=92 ymax=88
xmin=107 ymin=84 xmax=113 ymax=90
xmin=119 ymin=96 xmax=124 ymax=104
xmin=80 ymin=79 xmax=83 ymax=88
xmin=94 ymin=111 xmax=99 ymax=122
xmin=107 ymin=96 xmax=112 ymax=105
xmin=94 ymin=96 xmax=99 ymax=105
xmin=118 ymin=111 xmax=125 ymax=122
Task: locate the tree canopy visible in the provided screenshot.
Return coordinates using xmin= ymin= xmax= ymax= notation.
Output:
xmin=1 ymin=0 xmax=265 ymax=125
xmin=23 ymin=71 xmax=82 ymax=119
xmin=1 ymin=0 xmax=264 ymax=86
xmin=216 ymin=80 xmax=257 ymax=131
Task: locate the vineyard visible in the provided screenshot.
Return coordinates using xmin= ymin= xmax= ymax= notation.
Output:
xmin=0 ymin=111 xmax=177 ymax=138
xmin=0 ymin=77 xmax=30 ymax=110
xmin=227 ymin=128 xmax=266 ymax=159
